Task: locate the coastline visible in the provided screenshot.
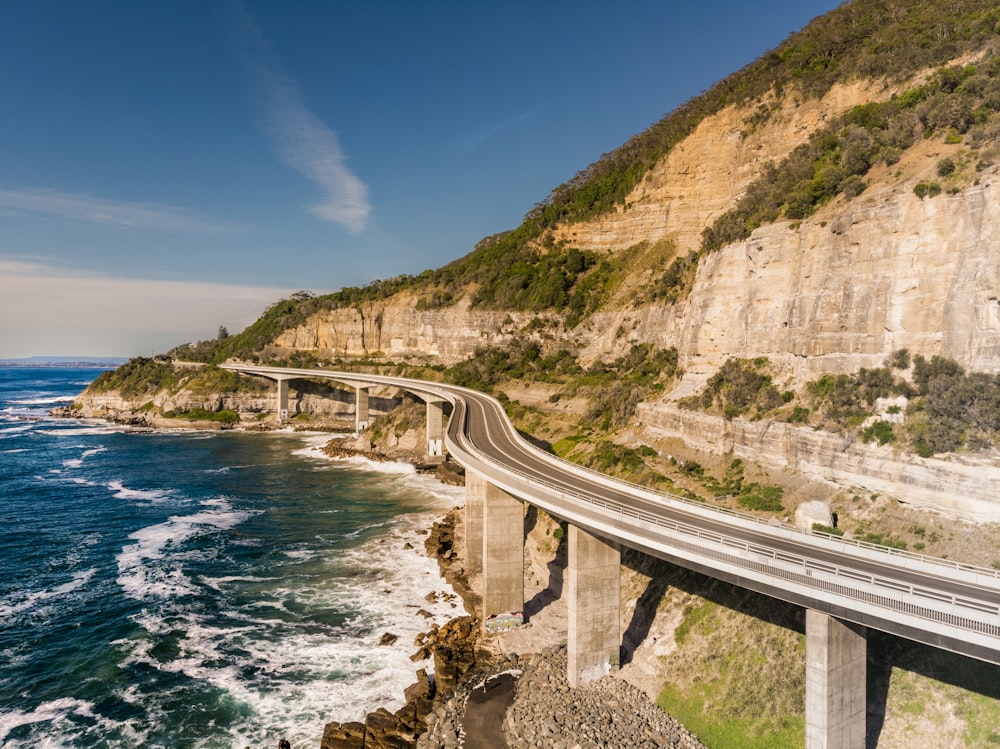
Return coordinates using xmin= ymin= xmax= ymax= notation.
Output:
xmin=46 ymin=407 xmax=702 ymax=748
xmin=317 ymin=440 xmax=705 ymax=749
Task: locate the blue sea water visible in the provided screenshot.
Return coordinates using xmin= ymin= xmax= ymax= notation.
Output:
xmin=0 ymin=367 xmax=463 ymax=748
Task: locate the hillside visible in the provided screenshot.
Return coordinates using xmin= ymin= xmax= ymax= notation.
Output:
xmin=69 ymin=1 xmax=1000 ymax=745
xmin=78 ymin=0 xmax=1000 ymax=515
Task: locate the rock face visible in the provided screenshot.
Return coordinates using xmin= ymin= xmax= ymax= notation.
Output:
xmin=320 ymin=617 xmax=484 ymax=749
xmin=272 ymin=75 xmax=1000 ymax=385
xmin=639 ymin=402 xmax=1000 ymax=523
xmin=274 ymin=294 xmax=539 ymax=366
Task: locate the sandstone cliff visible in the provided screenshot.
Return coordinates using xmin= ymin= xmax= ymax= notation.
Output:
xmin=251 ymin=63 xmax=1000 ymax=522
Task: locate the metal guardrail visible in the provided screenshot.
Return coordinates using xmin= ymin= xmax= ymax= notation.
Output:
xmin=475 ymin=399 xmax=1000 ymax=582
xmin=445 ymin=398 xmax=1000 ymax=639
xmin=226 ymin=365 xmax=1000 ymax=644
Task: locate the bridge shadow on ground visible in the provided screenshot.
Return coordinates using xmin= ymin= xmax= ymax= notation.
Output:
xmin=865 ymin=631 xmax=1000 ymax=748
xmin=522 ymin=505 xmax=567 ymax=621
xmin=517 ymin=430 xmax=555 ymax=454
xmin=619 ymin=548 xmax=806 ymax=666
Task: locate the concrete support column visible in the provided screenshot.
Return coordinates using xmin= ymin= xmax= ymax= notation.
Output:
xmin=567 ymin=524 xmax=620 ymax=686
xmin=481 ymin=482 xmax=523 ymax=625
xmin=426 ymin=399 xmax=444 ymax=456
xmin=464 ymin=470 xmax=485 ymax=574
xmin=355 ymin=386 xmax=370 ymax=433
xmin=276 ymin=379 xmax=289 ymax=422
xmin=805 ymin=609 xmax=867 ymax=749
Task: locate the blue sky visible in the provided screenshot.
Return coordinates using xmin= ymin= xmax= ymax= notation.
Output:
xmin=0 ymin=0 xmax=842 ymax=358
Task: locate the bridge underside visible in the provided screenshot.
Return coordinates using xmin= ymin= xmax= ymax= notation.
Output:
xmin=466 ymin=471 xmax=870 ymax=747
xmin=220 ymin=365 xmax=995 ymax=749
xmin=252 ymin=373 xmax=445 ymax=457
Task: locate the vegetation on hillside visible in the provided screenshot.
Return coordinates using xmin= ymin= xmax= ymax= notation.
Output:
xmin=536 ymin=0 xmax=1000 ymax=230
xmin=676 ymin=350 xmax=1000 ymax=457
xmin=703 ymin=55 xmax=1000 ymax=251
xmin=679 ymin=358 xmax=793 ymax=420
xmin=88 ymin=358 xmax=267 ymax=400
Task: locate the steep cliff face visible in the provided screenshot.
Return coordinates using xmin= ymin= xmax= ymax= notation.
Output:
xmin=550 ymin=79 xmax=889 ymax=256
xmin=248 ymin=62 xmax=1000 ymax=520
xmin=272 ymin=292 xmax=539 ymax=365
xmin=591 ymin=159 xmax=1000 ymax=390
xmin=274 ymin=73 xmax=1000 ymax=386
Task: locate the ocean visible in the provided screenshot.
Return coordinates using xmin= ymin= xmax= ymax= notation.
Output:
xmin=0 ymin=367 xmax=464 ymax=748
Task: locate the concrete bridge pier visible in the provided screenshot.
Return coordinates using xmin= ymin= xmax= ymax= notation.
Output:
xmin=354 ymin=386 xmax=369 ymax=433
xmin=481 ymin=482 xmax=524 ymax=625
xmin=275 ymin=377 xmax=292 ymax=422
xmin=464 ymin=470 xmax=485 ymax=573
xmin=426 ymin=399 xmax=445 ymax=456
xmin=805 ymin=610 xmax=867 ymax=749
xmin=567 ymin=524 xmax=621 ymax=686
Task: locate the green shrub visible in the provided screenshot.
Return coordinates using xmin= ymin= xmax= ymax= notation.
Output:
xmin=683 ymin=358 xmax=785 ymax=420
xmin=89 ymin=358 xmax=181 ymax=398
xmin=164 ymin=408 xmax=240 ymax=425
xmin=857 ymin=532 xmax=907 ymax=550
xmin=913 ymin=180 xmax=943 ymax=198
xmin=812 ymin=523 xmax=844 ymax=536
xmin=788 ymin=406 xmax=810 ymax=423
xmin=738 ymin=484 xmax=784 ymax=513
xmin=862 ymin=420 xmax=895 ymax=445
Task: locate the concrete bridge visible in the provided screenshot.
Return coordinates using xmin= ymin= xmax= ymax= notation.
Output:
xmin=223 ymin=364 xmax=1000 ymax=748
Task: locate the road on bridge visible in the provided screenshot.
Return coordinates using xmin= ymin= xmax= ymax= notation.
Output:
xmin=224 ymin=364 xmax=1000 ymax=665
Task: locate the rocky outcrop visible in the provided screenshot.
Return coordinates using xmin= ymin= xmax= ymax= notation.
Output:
xmin=273 ymin=294 xmax=539 ymax=365
xmin=638 ymin=401 xmax=1000 ymax=523
xmin=319 ymin=617 xmax=486 ymax=748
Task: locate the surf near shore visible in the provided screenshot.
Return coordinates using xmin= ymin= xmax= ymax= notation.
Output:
xmin=316 ymin=437 xmax=704 ymax=749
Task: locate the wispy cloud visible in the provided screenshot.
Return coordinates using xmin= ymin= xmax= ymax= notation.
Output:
xmin=233 ymin=4 xmax=371 ymax=233
xmin=456 ymin=110 xmax=538 ymax=154
xmin=0 ymin=188 xmax=240 ymax=234
xmin=0 ymin=260 xmax=292 ymax=358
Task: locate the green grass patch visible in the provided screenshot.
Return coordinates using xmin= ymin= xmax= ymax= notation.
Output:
xmin=551 ymin=434 xmax=588 ymax=458
xmin=658 ymin=684 xmax=804 ymax=749
xmin=674 ymin=601 xmax=718 ymax=645
xmin=163 ymin=408 xmax=239 ymax=425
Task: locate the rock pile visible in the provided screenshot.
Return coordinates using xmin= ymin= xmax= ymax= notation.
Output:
xmin=320 ymin=616 xmax=486 ymax=749
xmin=503 ymin=647 xmax=705 ymax=749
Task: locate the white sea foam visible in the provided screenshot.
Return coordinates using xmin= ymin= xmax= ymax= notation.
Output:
xmin=37 ymin=425 xmax=123 ymax=437
xmin=0 ymin=695 xmax=147 ymax=747
xmin=299 ymin=438 xmax=420 ymax=476
xmin=116 ymin=499 xmax=254 ymax=600
xmin=0 ymin=424 xmax=34 ymax=437
xmin=10 ymin=396 xmax=75 ymax=405
xmin=106 ymin=480 xmax=171 ymax=503
xmin=0 ymin=697 xmax=96 ymax=744
xmin=115 ymin=487 xmax=463 ymax=747
xmin=0 ymin=568 xmax=97 ymax=622
xmin=199 ymin=574 xmax=280 ymax=592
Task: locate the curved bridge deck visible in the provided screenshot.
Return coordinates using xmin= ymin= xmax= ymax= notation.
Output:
xmin=224 ymin=364 xmax=1000 ymax=747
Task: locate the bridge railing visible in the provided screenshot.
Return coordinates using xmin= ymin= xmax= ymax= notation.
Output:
xmin=466 ymin=391 xmax=1000 ymax=583
xmin=447 ymin=399 xmax=1000 ymax=640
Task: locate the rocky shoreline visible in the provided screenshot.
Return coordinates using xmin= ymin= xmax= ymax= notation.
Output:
xmin=49 ymin=407 xmax=703 ymax=748
xmin=317 ymin=451 xmax=706 ymax=749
